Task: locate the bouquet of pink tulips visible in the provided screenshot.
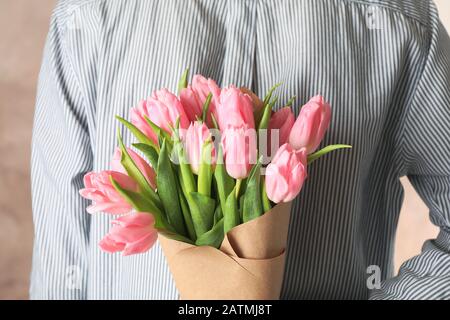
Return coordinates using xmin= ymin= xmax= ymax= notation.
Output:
xmin=80 ymin=69 xmax=350 ymax=299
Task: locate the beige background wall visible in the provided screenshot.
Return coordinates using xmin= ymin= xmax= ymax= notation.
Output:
xmin=0 ymin=0 xmax=448 ymax=299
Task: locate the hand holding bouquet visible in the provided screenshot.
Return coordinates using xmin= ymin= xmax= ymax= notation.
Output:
xmin=80 ymin=70 xmax=351 ymax=299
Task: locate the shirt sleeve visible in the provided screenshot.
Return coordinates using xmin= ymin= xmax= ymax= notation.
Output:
xmin=30 ymin=1 xmax=96 ymax=299
xmin=370 ymin=5 xmax=450 ymax=300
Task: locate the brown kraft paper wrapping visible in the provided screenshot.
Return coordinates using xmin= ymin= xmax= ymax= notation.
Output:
xmin=159 ymin=202 xmax=292 ymax=300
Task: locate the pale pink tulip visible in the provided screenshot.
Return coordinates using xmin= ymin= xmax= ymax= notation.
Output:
xmin=180 ymin=75 xmax=221 ymax=124
xmin=265 ymin=144 xmax=307 ymax=203
xmin=184 ymin=121 xmax=216 ymax=174
xmin=111 ymin=148 xmax=156 ymax=189
xmin=289 ymin=95 xmax=331 ymax=154
xmin=130 ymin=89 xmax=189 ymax=144
xmin=180 ymin=86 xmax=204 ymax=123
xmin=99 ymin=212 xmax=158 ymax=256
xmin=79 ymin=171 xmax=137 ymax=214
xmin=217 ymin=86 xmax=255 ymax=130
xmin=268 ymin=107 xmax=295 ymax=154
xmin=221 ymin=125 xmax=257 ymax=179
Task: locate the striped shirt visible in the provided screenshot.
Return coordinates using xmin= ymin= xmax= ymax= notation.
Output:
xmin=31 ymin=0 xmax=450 ymax=299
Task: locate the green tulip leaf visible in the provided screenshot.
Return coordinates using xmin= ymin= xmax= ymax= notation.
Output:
xmin=239 ymin=194 xmax=245 ymax=221
xmin=175 ymin=141 xmax=197 ymax=195
xmin=261 ymin=176 xmax=272 ymax=213
xmin=189 ymin=192 xmax=216 ymax=237
xmin=177 ymin=67 xmax=190 ymax=95
xmin=177 ymin=184 xmax=197 ymax=241
xmin=143 ymin=115 xmax=172 ymax=145
xmin=157 ymin=139 xmax=186 ymax=236
xmin=115 ymin=116 xmax=158 ymax=150
xmin=242 ymin=160 xmax=263 ymax=223
xmin=308 ymin=144 xmax=353 ymax=164
xmin=286 ymin=96 xmax=296 ymax=107
xmin=258 ymin=97 xmax=277 ymax=131
xmin=214 ymin=146 xmax=235 ymax=215
xmin=132 ymin=143 xmax=159 ymax=169
xmin=263 ymin=82 xmax=282 ymax=106
xmin=213 ymin=205 xmax=224 ymax=225
xmin=224 ymin=187 xmax=240 ymax=234
xmin=117 ymin=129 xmax=162 ymax=209
xmin=195 ymin=218 xmax=224 ymax=248
xmin=109 ymin=176 xmax=169 ymax=231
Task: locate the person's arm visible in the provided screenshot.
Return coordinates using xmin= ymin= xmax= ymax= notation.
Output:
xmin=370 ymin=6 xmax=450 ymax=300
xmin=30 ymin=1 xmax=96 ymax=299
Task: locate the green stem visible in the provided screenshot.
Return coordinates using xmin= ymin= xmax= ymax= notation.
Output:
xmin=198 ymin=141 xmax=213 ymax=197
xmin=177 ymin=67 xmax=190 ymax=95
xmin=307 ymin=144 xmax=352 ymax=164
xmin=235 ymin=179 xmax=242 ymax=198
xmin=261 ymin=177 xmax=272 ymax=213
xmin=202 ymin=93 xmax=213 ymax=123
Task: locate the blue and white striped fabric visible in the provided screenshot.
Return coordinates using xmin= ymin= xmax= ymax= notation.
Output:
xmin=30 ymin=0 xmax=450 ymax=299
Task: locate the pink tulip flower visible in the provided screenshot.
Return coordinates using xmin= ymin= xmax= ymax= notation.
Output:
xmin=130 ymin=89 xmax=189 ymax=144
xmin=221 ymin=125 xmax=258 ymax=179
xmin=180 ymin=74 xmax=221 ymax=124
xmin=99 ymin=212 xmax=158 ymax=256
xmin=184 ymin=121 xmax=216 ymax=174
xmin=180 ymin=86 xmax=204 ymax=123
xmin=265 ymin=143 xmax=307 ymax=203
xmin=216 ymin=86 xmax=255 ymax=130
xmin=79 ymin=171 xmax=138 ymax=214
xmin=289 ymin=95 xmax=331 ymax=154
xmin=111 ymin=148 xmax=156 ymax=190
xmin=268 ymin=107 xmax=295 ymax=154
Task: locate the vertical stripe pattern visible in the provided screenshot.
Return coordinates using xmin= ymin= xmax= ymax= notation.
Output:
xmin=30 ymin=0 xmax=450 ymax=300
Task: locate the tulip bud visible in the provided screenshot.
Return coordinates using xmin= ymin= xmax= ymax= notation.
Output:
xmin=289 ymin=95 xmax=331 ymax=154
xmin=79 ymin=171 xmax=138 ymax=214
xmin=268 ymin=107 xmax=295 ymax=155
xmin=265 ymin=144 xmax=307 ymax=203
xmin=184 ymin=121 xmax=216 ymax=175
xmin=180 ymin=75 xmax=221 ymax=125
xmin=131 ymin=89 xmax=189 ymax=143
xmin=216 ymin=86 xmax=255 ymax=131
xmin=99 ymin=212 xmax=158 ymax=256
xmin=221 ymin=125 xmax=257 ymax=179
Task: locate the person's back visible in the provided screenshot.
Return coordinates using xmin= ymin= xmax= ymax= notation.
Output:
xmin=31 ymin=0 xmax=450 ymax=299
